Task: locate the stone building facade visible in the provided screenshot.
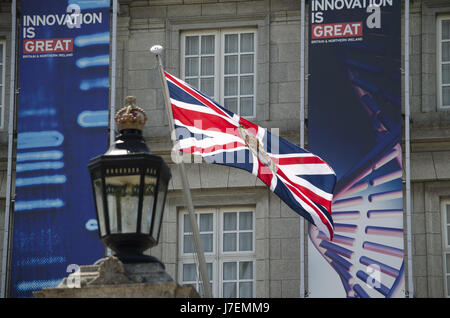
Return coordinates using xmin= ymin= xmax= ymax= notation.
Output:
xmin=1 ymin=0 xmax=450 ymax=298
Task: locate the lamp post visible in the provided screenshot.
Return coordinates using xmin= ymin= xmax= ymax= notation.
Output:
xmin=34 ymin=96 xmax=200 ymax=298
xmin=88 ymin=96 xmax=171 ymax=265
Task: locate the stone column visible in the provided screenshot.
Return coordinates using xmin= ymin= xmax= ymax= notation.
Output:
xmin=33 ymin=256 xmax=199 ymax=298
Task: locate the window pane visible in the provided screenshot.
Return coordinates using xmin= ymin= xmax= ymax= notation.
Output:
xmin=207 ymin=262 xmax=213 ymax=280
xmin=447 ymin=204 xmax=450 ymax=224
xmin=201 ymin=78 xmax=214 ymax=97
xmin=443 ymin=86 xmax=450 ymax=107
xmin=448 ymin=276 xmax=450 ymax=297
xmin=224 ymin=212 xmax=237 ymax=230
xmin=240 ymin=76 xmax=254 ymax=95
xmin=443 ymin=64 xmax=450 ymax=84
xmin=223 ymin=262 xmax=237 ymax=280
xmin=240 ymin=97 xmax=254 ymax=117
xmin=239 ymin=282 xmax=253 ymax=298
xmin=240 ymin=54 xmax=254 ymax=73
xmin=199 ymin=282 xmax=214 ymax=297
xmin=200 ymin=233 xmax=213 ymax=252
xmin=184 ymin=214 xmax=193 ymax=233
xmin=0 ymin=44 xmax=3 ymax=62
xmin=240 ymin=33 xmax=254 ymax=52
xmin=183 ymin=234 xmax=194 ymax=253
xmin=239 ymin=212 xmax=253 ymax=230
xmin=443 ymin=42 xmax=450 ymax=62
xmin=224 ymin=98 xmax=238 ymax=113
xmin=224 ymin=233 xmax=237 ymax=251
xmin=201 ymin=35 xmax=215 ymax=54
xmin=224 ymin=76 xmax=238 ymax=96
xmin=185 ymin=36 xmax=199 ymax=55
xmin=201 ymin=56 xmax=214 ymax=76
xmin=225 ymin=55 xmax=238 ymax=75
xmin=200 ymin=213 xmax=213 ymax=231
xmin=443 ymin=20 xmax=450 ymax=40
xmin=186 ymin=78 xmax=199 ymax=89
xmin=448 ymin=226 xmax=450 ymax=246
xmin=239 ymin=232 xmax=253 ymax=251
xmin=446 ymin=253 xmax=450 ymax=273
xmin=185 ymin=57 xmax=199 ymax=76
xmin=183 ymin=263 xmax=196 ymax=281
xmin=239 ymin=261 xmax=253 ymax=279
xmin=223 ymin=282 xmax=237 ymax=297
xmin=225 ymin=34 xmax=238 ymax=53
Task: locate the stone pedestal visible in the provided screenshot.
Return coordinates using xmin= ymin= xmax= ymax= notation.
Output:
xmin=33 ymin=256 xmax=199 ymax=298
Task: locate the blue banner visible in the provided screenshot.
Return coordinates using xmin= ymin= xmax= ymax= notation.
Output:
xmin=307 ymin=1 xmax=405 ymax=297
xmin=9 ymin=0 xmax=110 ymax=297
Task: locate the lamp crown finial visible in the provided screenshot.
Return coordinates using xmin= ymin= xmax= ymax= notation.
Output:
xmin=115 ymin=96 xmax=147 ymax=131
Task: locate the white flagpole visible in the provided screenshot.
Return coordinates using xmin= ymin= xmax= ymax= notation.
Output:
xmin=151 ymin=45 xmax=212 ymax=298
xmin=299 ymin=0 xmax=306 ymax=299
xmin=404 ymin=0 xmax=414 ymax=298
xmin=1 ymin=0 xmax=17 ymax=298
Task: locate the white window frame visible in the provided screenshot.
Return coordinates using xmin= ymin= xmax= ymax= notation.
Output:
xmin=177 ymin=206 xmax=256 ymax=298
xmin=437 ymin=15 xmax=450 ymax=109
xmin=442 ymin=200 xmax=450 ymax=298
xmin=180 ymin=28 xmax=257 ymax=118
xmin=180 ymin=30 xmax=220 ymax=101
xmin=0 ymin=40 xmax=5 ymax=129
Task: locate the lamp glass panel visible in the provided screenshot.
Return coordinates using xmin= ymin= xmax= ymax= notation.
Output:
xmin=92 ymin=178 xmax=106 ymax=236
xmin=141 ymin=175 xmax=157 ymax=234
xmin=151 ymin=175 xmax=168 ymax=242
xmin=105 ymin=173 xmax=140 ymax=234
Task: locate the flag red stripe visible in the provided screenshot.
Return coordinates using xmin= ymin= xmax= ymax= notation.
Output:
xmin=166 ymin=72 xmax=232 ymax=119
xmin=277 ymin=156 xmax=326 ymax=165
xmin=282 ymin=179 xmax=334 ymax=240
xmin=238 ymin=116 xmax=259 ymax=133
xmin=180 ymin=141 xmax=247 ymax=155
xmin=172 ymin=104 xmax=240 ymax=137
xmin=276 ymin=168 xmax=332 ymax=212
xmin=256 ymin=159 xmax=275 ymax=188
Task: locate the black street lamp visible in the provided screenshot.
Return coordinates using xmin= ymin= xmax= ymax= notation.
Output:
xmin=88 ymin=96 xmax=171 ymax=264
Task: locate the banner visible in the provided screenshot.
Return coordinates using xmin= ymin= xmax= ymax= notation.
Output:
xmin=9 ymin=0 xmax=110 ymax=297
xmin=307 ymin=0 xmax=404 ymax=297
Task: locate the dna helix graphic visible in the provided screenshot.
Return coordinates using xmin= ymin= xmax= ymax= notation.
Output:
xmin=308 ymin=6 xmax=405 ymax=298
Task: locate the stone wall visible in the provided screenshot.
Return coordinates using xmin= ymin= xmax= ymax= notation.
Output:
xmin=0 ymin=0 xmax=450 ymax=298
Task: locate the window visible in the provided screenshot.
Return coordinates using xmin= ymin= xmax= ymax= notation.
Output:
xmin=442 ymin=201 xmax=450 ymax=297
xmin=178 ymin=206 xmax=256 ymax=298
xmin=0 ymin=41 xmax=5 ymax=129
xmin=438 ymin=16 xmax=450 ymax=109
xmin=181 ymin=29 xmax=257 ymax=117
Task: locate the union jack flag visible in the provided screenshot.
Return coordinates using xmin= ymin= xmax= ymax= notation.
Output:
xmin=165 ymin=72 xmax=336 ymax=239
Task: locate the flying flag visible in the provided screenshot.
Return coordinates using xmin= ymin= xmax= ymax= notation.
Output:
xmin=164 ymin=72 xmax=336 ymax=239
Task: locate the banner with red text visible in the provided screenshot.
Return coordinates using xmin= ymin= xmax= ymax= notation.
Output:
xmin=9 ymin=0 xmax=110 ymax=297
xmin=307 ymin=0 xmax=405 ymax=298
